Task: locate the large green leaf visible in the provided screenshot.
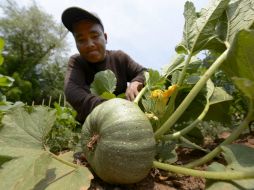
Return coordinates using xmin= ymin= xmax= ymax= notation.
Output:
xmin=232 ymin=77 xmax=254 ymax=102
xmin=232 ymin=77 xmax=254 ymax=117
xmin=205 ymin=85 xmax=233 ymax=123
xmin=0 ymin=106 xmax=56 ymax=149
xmin=223 ymin=29 xmax=254 ymax=82
xmin=0 ymin=148 xmax=93 ymax=190
xmin=145 ymin=69 xmax=166 ymax=89
xmin=35 ymin=153 xmax=93 ymax=190
xmin=0 ymin=106 xmax=93 ymax=189
xmin=90 ymin=70 xmax=117 ymax=95
xmin=0 ymin=101 xmax=24 ymax=112
xmin=161 ymin=54 xmax=185 ymax=77
xmin=176 ymin=0 xmax=229 ymax=54
xmin=0 ymin=151 xmax=51 ymax=190
xmin=176 ymin=1 xmax=197 ymax=54
xmin=226 ymin=0 xmax=254 ymax=43
xmin=206 ymin=144 xmax=254 ymax=189
xmin=209 ymin=86 xmax=233 ymax=105
xmin=176 ymin=81 xmax=232 ymax=124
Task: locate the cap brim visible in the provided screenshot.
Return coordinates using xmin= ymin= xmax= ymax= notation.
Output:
xmin=61 ymin=7 xmax=103 ymax=32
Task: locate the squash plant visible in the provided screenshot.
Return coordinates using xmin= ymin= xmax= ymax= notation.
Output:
xmin=1 ymin=0 xmax=254 ymax=189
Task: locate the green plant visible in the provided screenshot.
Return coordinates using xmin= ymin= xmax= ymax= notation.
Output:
xmin=0 ymin=106 xmax=92 ymax=189
xmin=0 ymin=1 xmax=254 ymax=189
xmin=0 ymin=37 xmax=24 ymax=121
xmin=134 ymin=0 xmax=254 ymax=187
xmin=46 ymin=103 xmax=80 ymax=153
xmin=0 ymin=0 xmax=68 ymax=104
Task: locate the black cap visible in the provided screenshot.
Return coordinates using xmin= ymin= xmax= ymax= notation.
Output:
xmin=61 ymin=7 xmax=104 ymax=32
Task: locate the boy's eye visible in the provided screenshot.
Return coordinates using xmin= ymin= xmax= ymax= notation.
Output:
xmin=77 ymin=39 xmax=86 ymax=44
xmin=91 ymin=33 xmax=100 ymax=39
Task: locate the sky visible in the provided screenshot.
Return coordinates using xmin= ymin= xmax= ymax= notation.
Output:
xmin=1 ymin=0 xmax=210 ymax=71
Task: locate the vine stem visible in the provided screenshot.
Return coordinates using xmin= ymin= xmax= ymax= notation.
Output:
xmin=49 ymin=153 xmax=78 ymax=168
xmin=153 ymin=161 xmax=254 ymax=180
xmin=155 ymin=49 xmax=229 ymax=139
xmin=134 ymin=85 xmax=148 ymax=104
xmin=180 ymin=136 xmax=209 ymax=153
xmin=44 ymin=146 xmax=78 ymax=168
xmin=161 ymin=53 xmax=193 ymax=124
xmin=161 ymin=99 xmax=210 ymax=141
xmin=185 ymin=100 xmax=254 ymax=168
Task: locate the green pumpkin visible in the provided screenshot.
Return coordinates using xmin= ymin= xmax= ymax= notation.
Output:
xmin=81 ymin=98 xmax=156 ymax=184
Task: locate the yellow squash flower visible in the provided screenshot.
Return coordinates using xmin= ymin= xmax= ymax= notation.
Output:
xmin=150 ymin=84 xmax=178 ymax=104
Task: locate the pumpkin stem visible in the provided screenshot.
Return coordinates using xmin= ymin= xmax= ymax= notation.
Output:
xmin=87 ymin=134 xmax=100 ymax=151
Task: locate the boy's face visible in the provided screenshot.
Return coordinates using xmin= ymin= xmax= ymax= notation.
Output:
xmin=73 ymin=20 xmax=107 ymax=63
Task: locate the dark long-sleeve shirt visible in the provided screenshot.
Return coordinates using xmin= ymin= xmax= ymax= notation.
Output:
xmin=64 ymin=50 xmax=146 ymax=123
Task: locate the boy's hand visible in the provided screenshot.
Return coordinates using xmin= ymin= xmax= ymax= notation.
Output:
xmin=125 ymin=81 xmax=143 ymax=101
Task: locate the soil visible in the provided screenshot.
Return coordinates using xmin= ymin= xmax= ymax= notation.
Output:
xmin=74 ymin=131 xmax=254 ymax=190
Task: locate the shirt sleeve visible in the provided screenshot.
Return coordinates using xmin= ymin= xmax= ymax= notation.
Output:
xmin=64 ymin=55 xmax=105 ymax=123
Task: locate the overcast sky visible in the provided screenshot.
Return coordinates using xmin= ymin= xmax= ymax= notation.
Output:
xmin=1 ymin=0 xmax=210 ymax=71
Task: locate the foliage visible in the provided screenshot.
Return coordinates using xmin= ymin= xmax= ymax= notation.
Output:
xmin=45 ymin=103 xmax=80 ymax=153
xmin=0 ymin=37 xmax=24 ymax=121
xmin=90 ymin=70 xmax=117 ymax=99
xmin=90 ymin=70 xmax=125 ymax=99
xmin=0 ymin=0 xmax=68 ymax=104
xmin=0 ymin=0 xmax=254 ymax=189
xmin=0 ymin=38 xmax=13 ymax=90
xmin=39 ymin=61 xmax=67 ymax=103
xmin=206 ymin=145 xmax=254 ymax=189
xmin=0 ymin=106 xmax=92 ymax=189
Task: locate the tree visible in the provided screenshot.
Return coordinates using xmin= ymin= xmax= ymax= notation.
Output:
xmin=0 ymin=0 xmax=69 ymax=104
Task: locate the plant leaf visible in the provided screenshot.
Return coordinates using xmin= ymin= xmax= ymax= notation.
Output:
xmin=206 ymin=79 xmax=215 ymax=101
xmin=0 ymin=38 xmax=4 ymax=52
xmin=209 ymin=87 xmax=233 ymax=105
xmin=177 ymin=84 xmax=232 ymax=125
xmin=206 ymin=144 xmax=254 ymax=189
xmin=35 ymin=158 xmax=93 ymax=190
xmin=100 ymin=92 xmax=116 ymax=100
xmin=176 ymin=1 xmax=197 ymax=54
xmin=0 ymin=56 xmax=3 ymax=66
xmin=0 ymin=105 xmax=93 ymax=189
xmin=90 ymin=70 xmax=117 ymax=95
xmin=231 ymin=77 xmax=254 ymax=117
xmin=186 ymin=75 xmax=200 ymax=85
xmin=145 ymin=69 xmax=165 ymax=89
xmin=156 ymin=141 xmax=177 ymax=164
xmin=216 ymin=11 xmax=228 ymax=42
xmin=0 ymin=74 xmax=14 ymax=87
xmin=116 ymin=93 xmax=126 ymax=99
xmin=0 ymin=150 xmax=51 ymax=190
xmin=232 ymin=77 xmax=254 ymax=101
xmin=0 ymin=38 xmax=4 ymax=66
xmin=0 ymin=148 xmax=93 ymax=190
xmin=226 ymin=0 xmax=254 ymax=43
xmin=223 ymin=29 xmax=254 ymax=82
xmin=176 ymin=0 xmax=229 ymax=55
xmin=161 ymin=54 xmax=185 ymax=77
xmin=0 ymin=106 xmax=56 ymax=148
xmin=222 ymin=145 xmax=254 ymax=171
